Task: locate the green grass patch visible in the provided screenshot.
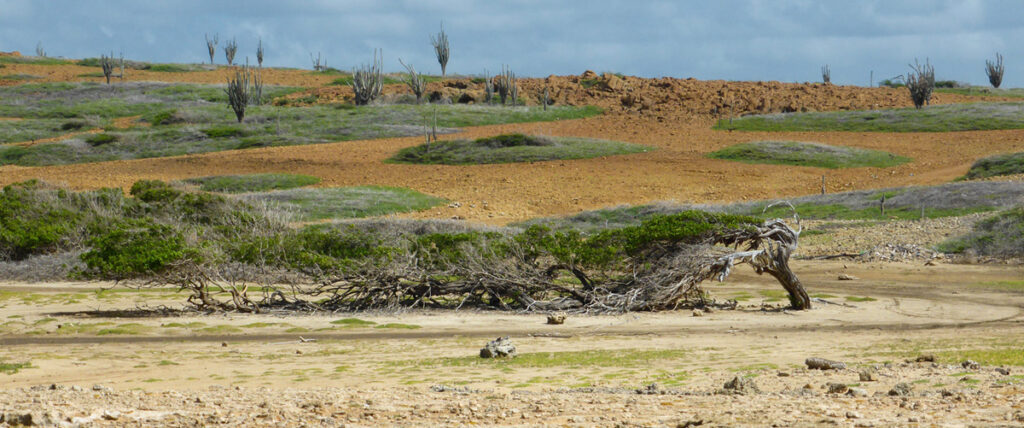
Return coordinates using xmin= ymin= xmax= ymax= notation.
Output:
xmin=962 ymin=152 xmax=1024 ymax=180
xmin=374 ymin=323 xmax=421 ymax=329
xmin=387 ymin=133 xmax=651 ymax=165
xmin=96 ymin=323 xmax=153 ymax=335
xmin=0 ymin=359 xmax=31 ymax=374
xmin=184 ymin=174 xmax=320 ymax=193
xmin=708 ymin=141 xmax=909 ymax=169
xmin=967 ymin=280 xmax=1024 ymax=292
xmin=0 ymin=74 xmax=43 ymax=81
xmin=845 ymin=296 xmax=877 ymax=302
xmin=714 ymin=103 xmax=1024 ymax=132
xmin=0 ymin=83 xmax=601 ymax=167
xmin=758 ymin=203 xmax=992 ymax=221
xmin=0 ymin=56 xmax=73 ymax=65
xmin=330 ymin=318 xmax=376 ymax=327
xmin=244 ymin=186 xmax=445 ymax=221
xmin=935 ymin=87 xmax=1024 ymax=99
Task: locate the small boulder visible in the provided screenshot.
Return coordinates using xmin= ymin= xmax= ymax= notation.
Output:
xmin=859 ymin=369 xmax=878 ymax=382
xmin=806 ymin=357 xmax=846 ymax=370
xmin=914 ymin=354 xmax=935 ymax=362
xmin=847 ymin=387 xmax=869 ymax=397
xmin=961 ymin=360 xmax=980 ymax=370
xmin=722 ymin=376 xmax=760 ymax=395
xmin=479 ymin=336 xmax=517 ymax=359
xmin=838 ymin=274 xmax=858 ymax=281
xmin=826 ymin=383 xmax=849 ymax=394
xmin=888 ymin=382 xmax=913 ymax=397
xmin=546 ymin=313 xmax=566 ymax=325
xmin=691 ymin=309 xmax=703 ymax=317
xmin=996 ymin=367 xmax=1011 ymax=376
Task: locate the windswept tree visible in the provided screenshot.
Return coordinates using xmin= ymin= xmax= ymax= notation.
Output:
xmin=431 ymin=23 xmax=450 ymax=77
xmin=205 ymin=33 xmax=218 ymax=65
xmin=986 ymin=53 xmax=1004 ymax=89
xmin=821 ymin=64 xmax=831 ymax=84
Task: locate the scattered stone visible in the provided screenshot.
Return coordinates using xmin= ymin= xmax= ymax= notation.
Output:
xmin=546 ymin=313 xmax=566 ymax=325
xmin=221 ymin=342 xmax=228 ymax=347
xmin=995 ymin=367 xmax=1010 ymax=376
xmin=479 ymin=336 xmax=517 ymax=359
xmin=914 ymin=354 xmax=935 ymax=362
xmin=803 ymin=383 xmax=814 ymax=390
xmin=777 ymin=371 xmax=790 ymax=377
xmin=837 ymin=273 xmax=858 ymax=280
xmin=826 ymin=383 xmax=849 ymax=394
xmin=1 ymin=412 xmax=33 ymax=426
xmin=846 ymin=387 xmax=869 ymax=397
xmin=691 ymin=309 xmax=703 ymax=317
xmin=636 ymin=383 xmax=665 ymax=395
xmin=806 ymin=357 xmax=846 ymax=370
xmin=845 ymin=411 xmax=862 ymax=419
xmin=92 ymin=384 xmax=110 ymax=392
xmin=888 ymin=383 xmax=913 ymax=397
xmin=961 ymin=360 xmax=980 ymax=370
xmin=858 ymin=369 xmax=877 ymax=381
xmin=431 ymin=385 xmax=477 ymax=394
xmin=721 ymin=376 xmax=760 ymax=395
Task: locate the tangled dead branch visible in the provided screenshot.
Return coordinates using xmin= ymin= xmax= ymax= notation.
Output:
xmin=305 ymin=209 xmax=810 ymax=313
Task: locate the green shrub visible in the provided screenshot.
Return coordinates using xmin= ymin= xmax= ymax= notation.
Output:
xmin=184 ymin=173 xmax=320 ymax=193
xmin=0 ymin=183 xmax=82 ymax=260
xmin=963 ymin=152 xmax=1024 ymax=180
xmin=61 ymin=121 xmax=88 ymax=131
xmin=79 ymin=219 xmax=191 ymax=279
xmin=938 ymin=207 xmax=1024 ymax=256
xmin=85 ymin=133 xmax=117 ymax=147
xmin=202 ymin=126 xmax=246 ymax=138
xmin=145 ymin=109 xmax=181 ymax=126
xmin=130 ymin=180 xmax=181 ymax=203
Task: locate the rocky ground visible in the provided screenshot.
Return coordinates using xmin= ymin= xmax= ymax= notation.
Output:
xmin=3 ymin=361 xmax=1023 ymax=427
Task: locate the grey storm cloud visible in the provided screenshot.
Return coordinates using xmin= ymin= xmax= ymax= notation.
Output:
xmin=2 ymin=0 xmax=1023 ymax=86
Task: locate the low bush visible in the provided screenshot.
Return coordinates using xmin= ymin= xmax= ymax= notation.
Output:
xmin=708 ymin=141 xmax=910 ymax=169
xmin=938 ymin=207 xmax=1024 ymax=256
xmin=79 ymin=219 xmax=191 ymax=280
xmin=202 ymin=125 xmax=246 ymax=138
xmin=184 ymin=173 xmax=320 ymax=193
xmin=962 ymin=152 xmax=1024 ymax=180
xmin=85 ymin=133 xmax=117 ymax=146
xmin=388 ymin=133 xmax=650 ymax=165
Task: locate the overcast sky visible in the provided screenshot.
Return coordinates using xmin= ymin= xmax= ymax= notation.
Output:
xmin=3 ymin=0 xmax=1023 ymax=87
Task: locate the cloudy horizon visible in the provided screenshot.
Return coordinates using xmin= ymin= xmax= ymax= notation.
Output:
xmin=2 ymin=0 xmax=1023 ymax=87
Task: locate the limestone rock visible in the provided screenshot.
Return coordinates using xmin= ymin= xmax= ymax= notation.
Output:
xmin=480 ymin=336 xmax=517 ymax=359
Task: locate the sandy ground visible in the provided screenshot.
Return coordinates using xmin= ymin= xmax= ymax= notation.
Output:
xmin=2 ymin=261 xmax=1024 ymax=426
